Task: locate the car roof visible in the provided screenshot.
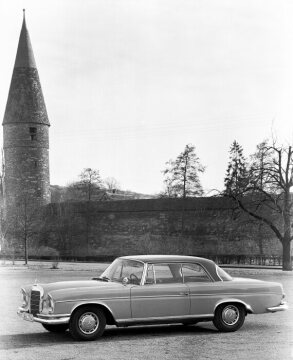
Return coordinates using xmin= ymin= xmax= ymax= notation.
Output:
xmin=119 ymin=255 xmax=221 ymax=281
xmin=120 ymin=254 xmax=213 ymax=266
xmin=118 ymin=255 xmax=222 ymax=281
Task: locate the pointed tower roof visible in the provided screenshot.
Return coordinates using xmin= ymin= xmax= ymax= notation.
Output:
xmin=3 ymin=10 xmax=50 ymax=126
xmin=14 ymin=10 xmax=36 ymax=68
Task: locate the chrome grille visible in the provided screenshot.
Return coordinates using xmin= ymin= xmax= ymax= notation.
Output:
xmin=30 ymin=290 xmax=41 ymax=315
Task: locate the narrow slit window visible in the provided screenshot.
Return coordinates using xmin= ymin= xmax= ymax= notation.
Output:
xmin=29 ymin=127 xmax=37 ymax=141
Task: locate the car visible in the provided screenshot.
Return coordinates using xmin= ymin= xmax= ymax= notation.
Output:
xmin=17 ymin=255 xmax=288 ymax=341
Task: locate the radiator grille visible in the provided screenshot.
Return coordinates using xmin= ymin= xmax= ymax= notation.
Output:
xmin=30 ymin=290 xmax=41 ymax=315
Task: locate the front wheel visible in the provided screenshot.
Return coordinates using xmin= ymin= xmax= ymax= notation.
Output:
xmin=69 ymin=306 xmax=106 ymax=341
xmin=213 ymin=303 xmax=245 ymax=332
xmin=42 ymin=323 xmax=69 ymax=333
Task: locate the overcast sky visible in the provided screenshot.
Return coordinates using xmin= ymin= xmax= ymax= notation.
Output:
xmin=0 ymin=0 xmax=293 ymax=195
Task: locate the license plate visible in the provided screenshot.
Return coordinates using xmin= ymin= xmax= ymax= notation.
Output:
xmin=23 ymin=313 xmax=34 ymax=322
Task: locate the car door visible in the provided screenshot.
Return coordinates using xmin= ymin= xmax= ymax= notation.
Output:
xmin=182 ymin=263 xmax=215 ymax=316
xmin=131 ymin=263 xmax=190 ymax=319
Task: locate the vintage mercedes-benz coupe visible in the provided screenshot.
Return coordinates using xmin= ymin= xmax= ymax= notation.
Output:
xmin=17 ymin=255 xmax=288 ymax=341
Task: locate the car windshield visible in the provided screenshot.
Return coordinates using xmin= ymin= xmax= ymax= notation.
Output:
xmin=100 ymin=258 xmax=144 ymax=284
xmin=216 ymin=265 xmax=233 ymax=281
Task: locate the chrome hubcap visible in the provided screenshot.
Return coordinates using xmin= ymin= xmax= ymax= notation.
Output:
xmin=79 ymin=312 xmax=99 ymax=334
xmin=222 ymin=305 xmax=239 ymax=326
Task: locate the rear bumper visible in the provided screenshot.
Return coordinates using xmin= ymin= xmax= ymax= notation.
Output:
xmin=266 ymin=301 xmax=288 ymax=313
xmin=17 ymin=307 xmax=70 ymax=325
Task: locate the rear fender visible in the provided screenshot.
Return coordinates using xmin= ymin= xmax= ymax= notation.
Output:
xmin=214 ymin=299 xmax=253 ymax=314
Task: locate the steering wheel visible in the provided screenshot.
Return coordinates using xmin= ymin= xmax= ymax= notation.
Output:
xmin=129 ymin=273 xmax=140 ymax=284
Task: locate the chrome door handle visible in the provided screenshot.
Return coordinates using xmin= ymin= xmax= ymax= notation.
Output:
xmin=179 ymin=292 xmax=189 ymax=296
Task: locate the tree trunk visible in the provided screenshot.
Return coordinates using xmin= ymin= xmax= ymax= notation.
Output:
xmin=257 ymin=223 xmax=263 ymax=255
xmin=282 ymin=238 xmax=292 ymax=271
xmin=24 ymin=234 xmax=28 ymax=265
xmin=282 ymin=194 xmax=292 ymax=271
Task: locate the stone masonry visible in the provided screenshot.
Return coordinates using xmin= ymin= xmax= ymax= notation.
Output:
xmin=40 ymin=198 xmax=282 ymax=259
xmin=2 ymin=12 xmax=50 ymax=218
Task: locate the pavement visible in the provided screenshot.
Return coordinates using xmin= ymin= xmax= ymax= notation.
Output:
xmin=0 ymin=262 xmax=292 ymax=360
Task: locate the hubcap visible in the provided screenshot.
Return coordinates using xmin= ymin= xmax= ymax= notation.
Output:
xmin=222 ymin=305 xmax=239 ymax=326
xmin=78 ymin=312 xmax=99 ymax=334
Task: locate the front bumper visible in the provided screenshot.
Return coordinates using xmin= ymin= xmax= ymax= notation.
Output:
xmin=266 ymin=301 xmax=288 ymax=313
xmin=17 ymin=307 xmax=70 ymax=325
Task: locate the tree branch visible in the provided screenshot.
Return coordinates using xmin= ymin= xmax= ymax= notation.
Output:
xmin=232 ymin=195 xmax=283 ymax=242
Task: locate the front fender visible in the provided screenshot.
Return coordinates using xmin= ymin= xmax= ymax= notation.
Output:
xmin=69 ymin=300 xmax=116 ymax=319
xmin=54 ymin=296 xmax=131 ymax=322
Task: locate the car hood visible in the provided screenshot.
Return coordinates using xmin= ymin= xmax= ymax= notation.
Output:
xmin=24 ymin=280 xmax=128 ymax=300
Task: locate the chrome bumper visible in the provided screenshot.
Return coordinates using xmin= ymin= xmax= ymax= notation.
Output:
xmin=17 ymin=307 xmax=70 ymax=325
xmin=266 ymin=301 xmax=288 ymax=313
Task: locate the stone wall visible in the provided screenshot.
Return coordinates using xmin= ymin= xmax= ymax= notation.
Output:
xmin=3 ymin=124 xmax=50 ymax=216
xmin=3 ymin=60 xmax=50 ymax=218
xmin=39 ymin=198 xmax=282 ymax=258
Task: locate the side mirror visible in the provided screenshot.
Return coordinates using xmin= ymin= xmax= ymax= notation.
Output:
xmin=122 ymin=277 xmax=129 ymax=285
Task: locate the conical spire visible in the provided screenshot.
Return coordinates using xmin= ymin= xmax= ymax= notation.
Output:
xmin=14 ymin=10 xmax=36 ymax=68
xmin=3 ymin=10 xmax=50 ymax=126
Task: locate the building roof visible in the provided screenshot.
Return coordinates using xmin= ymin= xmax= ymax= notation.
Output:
xmin=3 ymin=10 xmax=50 ymax=126
xmin=14 ymin=10 xmax=36 ymax=68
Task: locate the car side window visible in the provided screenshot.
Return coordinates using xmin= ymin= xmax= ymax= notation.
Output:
xmin=148 ymin=263 xmax=183 ymax=284
xmin=111 ymin=260 xmax=143 ymax=284
xmin=182 ymin=263 xmax=211 ymax=283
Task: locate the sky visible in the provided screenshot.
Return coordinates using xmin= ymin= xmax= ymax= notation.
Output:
xmin=0 ymin=0 xmax=293 ymax=195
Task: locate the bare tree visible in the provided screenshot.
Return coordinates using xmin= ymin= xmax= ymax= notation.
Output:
xmin=9 ymin=193 xmax=41 ymax=264
xmin=104 ymin=177 xmax=120 ymax=193
xmin=79 ymin=168 xmax=103 ymax=201
xmin=225 ymin=139 xmax=293 ymax=271
xmin=64 ymin=168 xmax=103 ymax=202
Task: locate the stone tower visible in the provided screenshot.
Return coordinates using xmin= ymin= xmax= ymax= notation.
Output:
xmin=2 ymin=11 xmax=50 ymax=218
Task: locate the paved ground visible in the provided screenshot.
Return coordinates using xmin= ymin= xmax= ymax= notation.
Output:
xmin=0 ymin=262 xmax=292 ymax=360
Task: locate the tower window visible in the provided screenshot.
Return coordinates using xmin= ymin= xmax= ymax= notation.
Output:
xmin=29 ymin=127 xmax=37 ymax=140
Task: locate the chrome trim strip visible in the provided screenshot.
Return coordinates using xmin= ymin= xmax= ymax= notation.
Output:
xmin=34 ymin=317 xmax=70 ymax=325
xmin=55 ymin=296 xmax=128 ymax=304
xmin=190 ymin=292 xmax=282 ymax=297
xmin=140 ymin=263 xmax=148 ymax=285
xmin=17 ymin=308 xmax=70 ymax=325
xmin=266 ymin=302 xmax=288 ymax=312
xmin=130 ymin=294 xmax=190 ymax=299
xmin=116 ymin=314 xmax=214 ymax=324
xmin=215 ymin=266 xmax=224 ymax=282
xmin=153 ymin=264 xmax=156 ymax=284
xmin=37 ymin=313 xmax=71 ymax=319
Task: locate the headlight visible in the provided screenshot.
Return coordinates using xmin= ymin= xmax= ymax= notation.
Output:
xmin=41 ymin=294 xmax=54 ymax=314
xmin=21 ymin=288 xmax=28 ymax=308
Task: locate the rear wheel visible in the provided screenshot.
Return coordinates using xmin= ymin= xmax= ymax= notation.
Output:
xmin=213 ymin=303 xmax=245 ymax=332
xmin=69 ymin=306 xmax=106 ymax=341
xmin=42 ymin=323 xmax=69 ymax=333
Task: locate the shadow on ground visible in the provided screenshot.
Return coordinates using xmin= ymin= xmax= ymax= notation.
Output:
xmin=0 ymin=323 xmax=220 ymax=350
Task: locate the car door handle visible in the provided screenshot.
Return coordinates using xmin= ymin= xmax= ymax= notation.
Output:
xmin=179 ymin=292 xmax=189 ymax=296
